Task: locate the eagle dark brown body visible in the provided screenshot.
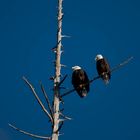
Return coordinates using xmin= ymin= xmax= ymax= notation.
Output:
xmin=95 ymin=55 xmax=111 ymax=84
xmin=72 ymin=66 xmax=90 ymax=98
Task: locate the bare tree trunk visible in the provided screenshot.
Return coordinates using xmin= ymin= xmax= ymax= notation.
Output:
xmin=52 ymin=0 xmax=63 ymax=140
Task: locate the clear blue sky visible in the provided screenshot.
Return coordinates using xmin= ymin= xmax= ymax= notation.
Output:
xmin=0 ymin=0 xmax=140 ymax=140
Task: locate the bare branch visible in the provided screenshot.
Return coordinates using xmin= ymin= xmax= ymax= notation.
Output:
xmin=90 ymin=56 xmax=133 ymax=83
xmin=49 ymin=76 xmax=55 ymax=81
xmin=51 ymin=46 xmax=57 ymax=52
xmin=9 ymin=123 xmax=51 ymax=140
xmin=59 ymin=112 xmax=72 ymax=120
xmin=54 ymin=122 xmax=64 ymax=134
xmin=58 ymin=133 xmax=64 ymax=136
xmin=59 ymin=119 xmax=67 ymax=122
xmin=22 ymin=76 xmax=53 ymax=123
xmin=61 ymin=56 xmax=133 ymax=98
xmin=60 ymin=64 xmax=67 ymax=67
xmin=59 ymin=87 xmax=67 ymax=89
xmin=61 ymin=35 xmax=71 ymax=38
xmin=40 ymin=82 xmax=54 ymax=119
xmin=60 ymin=78 xmax=100 ymax=98
xmin=111 ymin=56 xmax=133 ymax=72
xmin=60 ymin=89 xmax=75 ymax=98
xmin=58 ymin=74 xmax=68 ymax=87
xmin=90 ymin=75 xmax=101 ymax=83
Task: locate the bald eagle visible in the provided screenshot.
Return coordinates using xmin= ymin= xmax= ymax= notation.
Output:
xmin=95 ymin=54 xmax=111 ymax=84
xmin=72 ymin=66 xmax=90 ymax=98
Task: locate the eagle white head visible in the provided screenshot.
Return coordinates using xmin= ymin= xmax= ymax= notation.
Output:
xmin=72 ymin=66 xmax=81 ymax=71
xmin=95 ymin=54 xmax=103 ymax=61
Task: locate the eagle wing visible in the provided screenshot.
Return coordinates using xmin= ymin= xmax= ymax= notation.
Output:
xmin=72 ymin=69 xmax=90 ymax=92
xmin=96 ymin=58 xmax=111 ymax=79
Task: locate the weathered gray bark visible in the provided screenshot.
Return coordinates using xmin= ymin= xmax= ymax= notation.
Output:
xmin=52 ymin=0 xmax=63 ymax=140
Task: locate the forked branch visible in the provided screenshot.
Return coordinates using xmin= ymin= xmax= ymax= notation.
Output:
xmin=54 ymin=121 xmax=64 ymax=134
xmin=22 ymin=76 xmax=53 ymax=123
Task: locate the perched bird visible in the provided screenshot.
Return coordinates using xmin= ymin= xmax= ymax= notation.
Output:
xmin=72 ymin=66 xmax=90 ymax=98
xmin=95 ymin=54 xmax=111 ymax=84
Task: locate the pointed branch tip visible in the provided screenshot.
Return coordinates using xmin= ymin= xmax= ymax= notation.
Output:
xmin=59 ymin=112 xmax=72 ymax=120
xmin=9 ymin=123 xmax=51 ymax=140
xmin=61 ymin=64 xmax=67 ymax=67
xmin=22 ymin=76 xmax=53 ymax=123
xmin=61 ymin=35 xmax=71 ymax=38
xmin=40 ymin=82 xmax=54 ymax=120
xmin=111 ymin=56 xmax=134 ymax=73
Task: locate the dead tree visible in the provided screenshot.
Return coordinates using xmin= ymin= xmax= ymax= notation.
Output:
xmin=52 ymin=0 xmax=64 ymax=139
xmin=9 ymin=0 xmax=68 ymax=140
xmin=9 ymin=0 xmax=133 ymax=139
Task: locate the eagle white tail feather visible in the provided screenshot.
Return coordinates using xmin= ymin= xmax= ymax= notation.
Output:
xmin=103 ymin=74 xmax=110 ymax=85
xmin=81 ymin=88 xmax=87 ymax=97
xmin=104 ymin=79 xmax=109 ymax=85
